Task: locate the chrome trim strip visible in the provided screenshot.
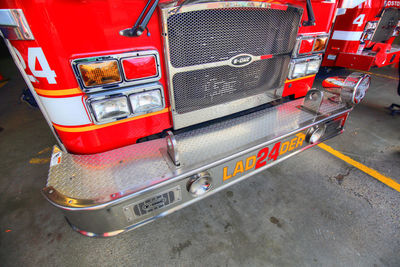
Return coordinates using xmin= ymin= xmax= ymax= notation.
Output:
xmin=0 ymin=10 xmax=17 ymax=26
xmin=0 ymin=9 xmax=34 ymax=40
xmin=168 ymin=54 xmax=263 ymax=73
xmin=166 ymin=1 xmax=289 ymax=13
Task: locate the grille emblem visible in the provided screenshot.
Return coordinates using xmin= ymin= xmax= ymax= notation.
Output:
xmin=230 ymin=54 xmax=253 ymax=67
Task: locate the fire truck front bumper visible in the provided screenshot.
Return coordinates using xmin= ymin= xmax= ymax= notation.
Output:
xmin=43 ymin=92 xmax=352 ymax=237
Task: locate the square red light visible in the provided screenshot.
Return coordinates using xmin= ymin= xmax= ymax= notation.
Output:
xmin=122 ymin=55 xmax=158 ymax=81
xmin=299 ymin=38 xmax=315 ymax=54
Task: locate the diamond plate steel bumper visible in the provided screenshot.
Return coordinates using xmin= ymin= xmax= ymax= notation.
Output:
xmin=43 ymin=95 xmax=351 ymax=236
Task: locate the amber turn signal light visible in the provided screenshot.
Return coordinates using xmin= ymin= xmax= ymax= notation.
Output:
xmin=313 ymin=37 xmax=328 ymax=52
xmin=78 ymin=60 xmax=121 ymax=88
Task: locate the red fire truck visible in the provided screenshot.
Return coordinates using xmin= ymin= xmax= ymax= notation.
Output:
xmin=0 ymin=0 xmax=370 ymax=236
xmin=323 ymin=0 xmax=400 ymax=70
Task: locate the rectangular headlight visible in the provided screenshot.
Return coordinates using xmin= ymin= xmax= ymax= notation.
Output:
xmin=289 ymin=56 xmax=322 ymax=80
xmin=78 ymin=60 xmax=122 ymax=88
xmin=129 ymin=90 xmax=163 ymax=114
xmin=90 ymin=96 xmax=130 ymax=122
xmin=290 ymin=62 xmax=307 ymax=79
xmin=306 ymin=59 xmax=321 ymax=75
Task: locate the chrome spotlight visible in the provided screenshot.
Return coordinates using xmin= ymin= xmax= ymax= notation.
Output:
xmin=322 ymin=72 xmax=371 ymax=105
xmin=306 ymin=125 xmax=326 ymax=144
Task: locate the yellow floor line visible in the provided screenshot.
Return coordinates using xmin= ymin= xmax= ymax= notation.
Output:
xmin=0 ymin=80 xmax=8 ymax=88
xmin=29 ymin=158 xmax=50 ymax=164
xmin=350 ymin=69 xmax=400 ymax=81
xmin=318 ymin=143 xmax=400 ymax=193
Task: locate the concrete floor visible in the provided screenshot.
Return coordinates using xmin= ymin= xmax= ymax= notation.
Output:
xmin=0 ymin=51 xmax=399 ymax=266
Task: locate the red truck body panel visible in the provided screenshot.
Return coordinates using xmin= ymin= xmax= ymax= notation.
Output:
xmin=323 ymin=0 xmax=400 ymax=70
xmin=1 ymin=0 xmax=338 ymax=154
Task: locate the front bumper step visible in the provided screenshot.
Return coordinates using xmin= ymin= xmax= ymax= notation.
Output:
xmin=43 ymin=96 xmax=351 ymax=236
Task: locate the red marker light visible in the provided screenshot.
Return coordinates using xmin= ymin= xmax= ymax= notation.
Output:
xmin=122 ymin=55 xmax=158 ymax=81
xmin=298 ymin=38 xmax=314 ymax=54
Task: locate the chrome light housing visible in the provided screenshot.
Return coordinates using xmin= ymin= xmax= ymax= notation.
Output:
xmin=72 ymin=50 xmax=162 ymax=93
xmin=288 ymin=55 xmax=322 ymax=79
xmin=342 ymin=73 xmax=371 ymax=104
xmin=129 ymin=89 xmax=163 ymax=113
xmin=322 ymin=72 xmax=371 ymax=105
xmin=90 ymin=96 xmax=130 ymax=123
xmin=86 ymin=83 xmax=165 ymax=124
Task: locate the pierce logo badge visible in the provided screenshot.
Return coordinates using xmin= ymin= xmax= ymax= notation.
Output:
xmin=231 ymin=54 xmax=253 ymax=67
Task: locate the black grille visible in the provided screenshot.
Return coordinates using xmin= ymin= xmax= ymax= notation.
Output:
xmin=173 ymin=56 xmax=290 ymax=114
xmin=167 ymin=7 xmax=302 ymax=68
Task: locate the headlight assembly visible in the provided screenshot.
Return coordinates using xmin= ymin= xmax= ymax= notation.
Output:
xmin=289 ymin=55 xmax=322 ymax=80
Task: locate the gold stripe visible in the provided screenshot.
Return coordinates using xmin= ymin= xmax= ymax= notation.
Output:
xmin=318 ymin=143 xmax=400 ymax=193
xmin=285 ymin=74 xmax=316 ymax=83
xmin=29 ymin=158 xmax=50 ymax=164
xmin=53 ymin=108 xmax=170 ymax=132
xmin=0 ymin=80 xmax=8 ymax=88
xmin=350 ymin=69 xmax=400 ymax=81
xmin=35 ymin=87 xmax=83 ymax=97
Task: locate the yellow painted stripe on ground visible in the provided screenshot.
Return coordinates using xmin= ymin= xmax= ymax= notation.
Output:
xmin=53 ymin=108 xmax=170 ymax=132
xmin=318 ymin=143 xmax=400 ymax=192
xmin=0 ymin=80 xmax=8 ymax=88
xmin=350 ymin=69 xmax=399 ymax=81
xmin=37 ymin=147 xmax=51 ymax=155
xmin=29 ymin=158 xmax=50 ymax=164
xmin=34 ymin=87 xmax=83 ymax=97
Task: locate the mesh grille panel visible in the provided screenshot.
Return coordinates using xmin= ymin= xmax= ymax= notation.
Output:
xmin=172 ymin=56 xmax=290 ymax=114
xmin=167 ymin=7 xmax=301 ymax=68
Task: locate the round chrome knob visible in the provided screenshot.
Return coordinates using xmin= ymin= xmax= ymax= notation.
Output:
xmin=306 ymin=125 xmax=326 ymax=144
xmin=186 ymin=172 xmax=213 ymax=197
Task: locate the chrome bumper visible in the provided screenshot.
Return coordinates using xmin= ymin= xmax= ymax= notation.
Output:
xmin=43 ymin=95 xmax=351 ymax=237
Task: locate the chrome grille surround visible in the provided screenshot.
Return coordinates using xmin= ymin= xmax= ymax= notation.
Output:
xmin=161 ymin=1 xmax=303 ymax=129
